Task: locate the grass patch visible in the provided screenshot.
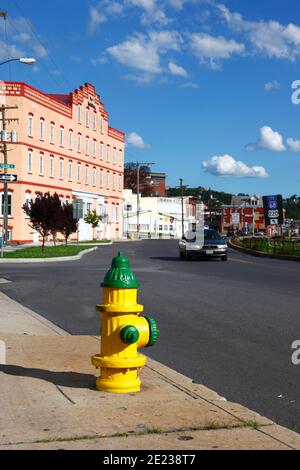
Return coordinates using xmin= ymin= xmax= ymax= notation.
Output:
xmin=25 ymin=421 xmax=262 ymax=446
xmin=200 ymin=420 xmax=259 ymax=431
xmin=70 ymin=240 xmax=111 ymax=244
xmin=3 ymin=245 xmax=97 ymax=259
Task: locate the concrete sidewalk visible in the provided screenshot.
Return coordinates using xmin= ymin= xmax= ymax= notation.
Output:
xmin=0 ymin=291 xmax=300 ymax=450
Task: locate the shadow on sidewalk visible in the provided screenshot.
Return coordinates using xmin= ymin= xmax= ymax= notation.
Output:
xmin=0 ymin=365 xmax=96 ymax=389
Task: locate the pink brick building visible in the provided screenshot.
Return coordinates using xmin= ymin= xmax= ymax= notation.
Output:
xmin=0 ymin=81 xmax=124 ymax=243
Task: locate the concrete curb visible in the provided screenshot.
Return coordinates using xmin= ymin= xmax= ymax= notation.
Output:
xmin=0 ymin=291 xmax=69 ymax=336
xmin=229 ymin=240 xmax=300 ymax=262
xmin=0 ymin=246 xmax=98 ymax=264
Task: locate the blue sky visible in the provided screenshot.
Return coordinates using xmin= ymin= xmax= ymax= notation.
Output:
xmin=1 ymin=0 xmax=300 ymax=196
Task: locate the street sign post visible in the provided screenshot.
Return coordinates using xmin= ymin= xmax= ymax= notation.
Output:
xmin=0 ymin=164 xmax=15 ymax=169
xmin=0 ymin=174 xmax=17 ymax=182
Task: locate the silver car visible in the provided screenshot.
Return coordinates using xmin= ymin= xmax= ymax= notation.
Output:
xmin=179 ymin=229 xmax=228 ymax=261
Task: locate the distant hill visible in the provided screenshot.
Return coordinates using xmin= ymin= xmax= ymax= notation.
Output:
xmin=166 ymin=186 xmax=233 ymax=206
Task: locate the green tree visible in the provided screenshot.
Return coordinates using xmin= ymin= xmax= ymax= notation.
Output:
xmin=59 ymin=202 xmax=78 ymax=246
xmin=124 ymin=162 xmax=152 ymax=196
xmin=84 ymin=209 xmax=103 ymax=240
xmin=22 ymin=192 xmax=62 ymax=250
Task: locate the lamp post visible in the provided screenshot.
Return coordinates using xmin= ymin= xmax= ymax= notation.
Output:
xmin=0 ymin=57 xmax=36 ymax=66
xmin=136 ymin=161 xmax=155 ymax=239
xmin=0 ymin=56 xmax=36 ymax=257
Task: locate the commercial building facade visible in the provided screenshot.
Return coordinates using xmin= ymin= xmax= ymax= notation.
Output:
xmin=0 ymin=81 xmax=124 ymax=243
xmin=123 ymin=189 xmax=198 ymax=238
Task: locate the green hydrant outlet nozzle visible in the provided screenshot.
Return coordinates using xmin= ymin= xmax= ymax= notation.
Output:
xmin=120 ymin=325 xmax=140 ymax=344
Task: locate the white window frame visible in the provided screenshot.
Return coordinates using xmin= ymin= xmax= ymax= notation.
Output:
xmin=93 ymin=167 xmax=96 ymax=186
xmin=86 ymin=109 xmax=90 ymax=127
xmin=93 ymin=140 xmax=96 ymax=158
xmin=113 ymin=173 xmax=116 ymax=191
xmin=59 ymin=127 xmax=64 ymax=147
xmin=77 ymin=163 xmax=81 ymax=182
xmin=40 ymin=119 xmax=45 ymax=140
xmin=50 ymin=123 xmax=55 ymax=144
xmin=69 ymin=131 xmax=73 ymax=150
xmin=39 ymin=153 xmax=44 ymax=175
xmin=59 ymin=159 xmax=64 ymax=179
xmin=100 ymin=117 xmax=103 ymax=133
xmin=85 ymin=166 xmax=89 ymax=185
xmin=50 ymin=156 xmax=54 ymax=177
xmin=100 ymin=143 xmax=103 ymax=160
xmin=113 ymin=148 xmax=116 ymax=164
xmin=85 ymin=137 xmax=90 ymax=156
xmin=93 ymin=113 xmax=97 ymax=130
xmin=77 ymin=134 xmax=81 ymax=153
xmin=118 ymin=174 xmax=122 ymax=192
xmin=106 ymin=146 xmax=110 ymax=162
xmin=106 ymin=172 xmax=110 ymax=190
xmin=28 ymin=115 xmax=33 ymax=136
xmin=100 ymin=170 xmax=103 ymax=188
xmin=0 ymin=192 xmax=12 ymax=217
xmin=77 ymin=104 xmax=82 ymax=124
xmin=27 ymin=150 xmax=33 ymax=173
xmin=68 ymin=161 xmax=72 ymax=181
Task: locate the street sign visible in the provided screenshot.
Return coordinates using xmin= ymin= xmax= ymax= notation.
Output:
xmin=0 ymin=164 xmax=15 ymax=169
xmin=263 ymin=195 xmax=284 ymax=226
xmin=0 ymin=173 xmax=17 ymax=182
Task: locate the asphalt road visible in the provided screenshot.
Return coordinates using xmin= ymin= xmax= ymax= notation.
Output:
xmin=1 ymin=240 xmax=300 ymax=433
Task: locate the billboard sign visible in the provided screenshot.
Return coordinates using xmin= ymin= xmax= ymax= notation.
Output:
xmin=263 ymin=195 xmax=284 ymax=226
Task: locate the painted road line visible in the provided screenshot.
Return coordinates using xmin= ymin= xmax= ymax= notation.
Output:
xmin=229 ymin=257 xmax=253 ymax=264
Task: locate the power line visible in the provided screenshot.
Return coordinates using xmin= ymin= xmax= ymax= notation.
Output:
xmin=12 ymin=0 xmax=74 ymax=91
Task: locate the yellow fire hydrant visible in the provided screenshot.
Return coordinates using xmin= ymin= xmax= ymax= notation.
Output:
xmin=91 ymin=252 xmax=159 ymax=393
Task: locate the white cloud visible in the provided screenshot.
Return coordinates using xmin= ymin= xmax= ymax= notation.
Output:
xmin=168 ymin=61 xmax=188 ymax=77
xmin=180 ymin=82 xmax=199 ymax=89
xmin=91 ymin=56 xmax=108 ymax=66
xmin=126 ymin=132 xmax=150 ymax=148
xmin=264 ymin=80 xmax=280 ymax=91
xmin=287 ymin=138 xmax=300 ymax=152
xmin=3 ymin=16 xmax=48 ymax=59
xmin=107 ymin=35 xmax=161 ymax=74
xmin=105 ymin=2 xmax=124 ymax=15
xmin=88 ymin=6 xmax=106 ymax=33
xmin=189 ymin=32 xmax=245 ymax=68
xmin=247 ymin=126 xmax=286 ymax=152
xmin=126 ymin=0 xmax=170 ymax=25
xmin=202 ymin=154 xmax=269 ymax=178
xmin=107 ymin=31 xmax=182 ymax=78
xmin=218 ymin=4 xmax=300 ymax=61
xmin=70 ymin=54 xmax=81 ymax=63
xmin=0 ymin=41 xmax=24 ymax=61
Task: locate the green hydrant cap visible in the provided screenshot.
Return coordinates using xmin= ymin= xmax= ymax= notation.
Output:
xmin=101 ymin=252 xmax=140 ymax=289
xmin=146 ymin=316 xmax=160 ymax=347
xmin=120 ymin=325 xmax=139 ymax=344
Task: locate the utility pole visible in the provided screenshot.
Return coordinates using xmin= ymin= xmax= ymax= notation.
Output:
xmin=180 ymin=178 xmax=185 ymax=238
xmin=209 ymin=187 xmax=212 ymax=227
xmin=0 ymin=105 xmax=18 ymax=257
xmin=136 ymin=161 xmax=155 ymax=239
xmin=137 ymin=162 xmax=140 ymax=239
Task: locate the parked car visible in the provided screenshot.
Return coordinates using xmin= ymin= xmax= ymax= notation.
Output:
xmin=179 ymin=229 xmax=228 ymax=261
